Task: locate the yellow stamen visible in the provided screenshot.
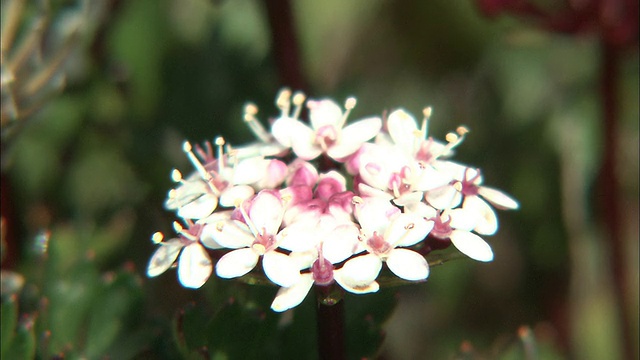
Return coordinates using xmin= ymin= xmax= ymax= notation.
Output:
xmin=171 ymin=169 xmax=183 ymax=183
xmin=292 ymin=91 xmax=306 ymax=119
xmin=151 ymin=232 xmax=164 ymax=244
xmin=276 ymin=88 xmax=292 ymax=115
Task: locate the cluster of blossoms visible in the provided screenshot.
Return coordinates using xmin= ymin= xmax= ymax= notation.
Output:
xmin=147 ymin=89 xmax=519 ymax=312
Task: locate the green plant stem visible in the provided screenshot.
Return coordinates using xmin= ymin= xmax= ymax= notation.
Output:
xmin=315 ymin=285 xmax=346 ymax=360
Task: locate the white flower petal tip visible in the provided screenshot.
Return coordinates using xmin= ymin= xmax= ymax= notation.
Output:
xmin=333 ymin=254 xmax=382 ymax=294
xmin=270 ymin=275 xmax=315 ymax=312
xmin=147 ymin=239 xmax=182 ymax=277
xmin=386 ymin=249 xmax=430 ymax=281
xmin=450 ymin=230 xmax=494 ymax=262
xmin=177 ymin=243 xmax=213 ymax=289
xmin=262 ymin=252 xmax=301 ymax=287
xmin=215 ymin=248 xmax=259 ymax=279
xmin=478 ymin=187 xmax=519 ymax=210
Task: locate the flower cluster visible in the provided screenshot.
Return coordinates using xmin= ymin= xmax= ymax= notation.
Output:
xmin=147 ymin=89 xmax=518 ymax=312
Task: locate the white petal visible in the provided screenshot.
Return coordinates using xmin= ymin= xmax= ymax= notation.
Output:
xmin=328 ymin=117 xmax=382 ymax=160
xmin=464 ymin=196 xmax=498 ymax=235
xmin=288 ymin=250 xmax=318 ymax=270
xmin=384 ymin=213 xmax=432 ymax=247
xmin=322 ymin=222 xmax=360 ymax=264
xmin=425 ymin=185 xmax=461 ymax=209
xmin=413 ymin=166 xmax=453 ymax=191
xmin=387 ymin=109 xmax=418 ymax=150
xmin=433 ymin=161 xmax=475 ymax=181
xmin=147 ymin=239 xmax=183 ymax=277
xmin=210 ymin=219 xmax=254 ymax=248
xmin=164 ymin=180 xmax=209 ymax=210
xmin=215 ymin=248 xmax=259 ymax=278
xmin=270 ymin=274 xmax=315 ymax=312
xmin=309 ymin=99 xmax=343 ymax=129
xmin=262 ymin=252 xmax=301 ymax=287
xmin=219 ymin=185 xmax=255 ymax=207
xmin=357 ymin=183 xmax=394 ymax=201
xmin=393 ymin=191 xmax=424 ymax=207
xmin=249 ymin=191 xmax=284 ymax=236
xmin=448 ymin=208 xmax=479 ymax=232
xmin=386 ymin=248 xmax=429 ymax=281
xmin=198 ymin=224 xmax=225 ymax=250
xmin=271 ymin=117 xmax=298 ymax=147
xmin=334 ymin=254 xmax=382 ymax=290
xmin=356 ymin=197 xmax=399 ymax=236
xmin=178 ymin=243 xmax=212 ymax=288
xmin=478 ymin=186 xmax=519 ymax=210
xmin=450 ymin=230 xmax=494 ymax=262
xmin=176 ymin=194 xmax=218 ymax=219
xmin=402 ymin=201 xmax=437 ymax=218
xmin=291 ymin=135 xmax=323 ymax=161
xmin=233 ymin=157 xmax=269 ymax=185
xmin=277 ymin=217 xmax=321 ymax=252
xmin=335 ymin=277 xmax=379 ymax=294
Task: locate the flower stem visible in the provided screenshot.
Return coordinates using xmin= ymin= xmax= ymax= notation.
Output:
xmin=263 ymin=0 xmax=308 ymax=91
xmin=315 ymin=285 xmax=346 ymax=360
xmin=599 ymin=39 xmax=634 ymax=360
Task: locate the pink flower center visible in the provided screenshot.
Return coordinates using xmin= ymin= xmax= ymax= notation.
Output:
xmin=415 ymin=138 xmax=436 ymax=163
xmin=429 ymin=215 xmax=452 ymax=239
xmin=389 ymin=166 xmax=413 ymax=196
xmin=251 ymin=229 xmax=277 ymax=255
xmin=312 ymin=257 xmax=334 ymax=285
xmin=315 ymin=125 xmax=338 ymax=150
xmin=179 ymin=222 xmax=204 ymax=245
xmin=459 ymin=168 xmax=481 ymax=196
xmin=367 ymin=231 xmax=391 ymax=256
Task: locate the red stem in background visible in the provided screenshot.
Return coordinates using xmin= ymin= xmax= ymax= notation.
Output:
xmin=599 ymin=40 xmax=634 ymax=360
xmin=263 ymin=0 xmax=309 ymax=91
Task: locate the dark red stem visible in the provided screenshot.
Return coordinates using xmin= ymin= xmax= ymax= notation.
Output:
xmin=263 ymin=0 xmax=309 ymax=91
xmin=315 ymin=285 xmax=346 ymax=360
xmin=599 ymin=40 xmax=634 ymax=360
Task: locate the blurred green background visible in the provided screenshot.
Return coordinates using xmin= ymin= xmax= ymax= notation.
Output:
xmin=1 ymin=0 xmax=637 ymax=359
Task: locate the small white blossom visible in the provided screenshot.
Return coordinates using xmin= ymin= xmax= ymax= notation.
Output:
xmin=211 ymin=190 xmax=300 ymax=287
xmin=271 ymin=92 xmax=381 ymax=161
xmin=147 ymin=216 xmax=226 ymax=289
xmin=336 ymin=198 xmax=434 ymax=286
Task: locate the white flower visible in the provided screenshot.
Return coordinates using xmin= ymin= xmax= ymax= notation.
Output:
xmin=408 ymin=203 xmax=494 ymax=262
xmin=271 ymin=216 xmax=366 ymax=312
xmin=428 ymin=163 xmax=519 ymax=235
xmin=147 ymin=216 xmax=226 ymax=289
xmin=336 ymin=198 xmax=433 ymax=286
xmin=211 ymin=191 xmax=300 ymax=287
xmin=356 ymin=142 xmax=451 ymax=207
xmin=379 ymin=108 xmax=465 ymax=164
xmin=271 ymin=93 xmax=381 ymax=161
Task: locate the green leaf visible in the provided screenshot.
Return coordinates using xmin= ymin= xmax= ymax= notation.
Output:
xmin=173 ymin=302 xmax=212 ymax=359
xmin=44 ymin=254 xmax=100 ymax=354
xmin=84 ymin=270 xmax=143 ymax=358
xmin=1 ymin=295 xmax=18 ymax=358
xmin=207 ymin=299 xmax=277 ymax=359
xmin=4 ymin=315 xmax=36 ymax=360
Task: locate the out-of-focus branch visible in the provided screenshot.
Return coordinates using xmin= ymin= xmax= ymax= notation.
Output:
xmin=262 ymin=0 xmax=309 ymax=91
